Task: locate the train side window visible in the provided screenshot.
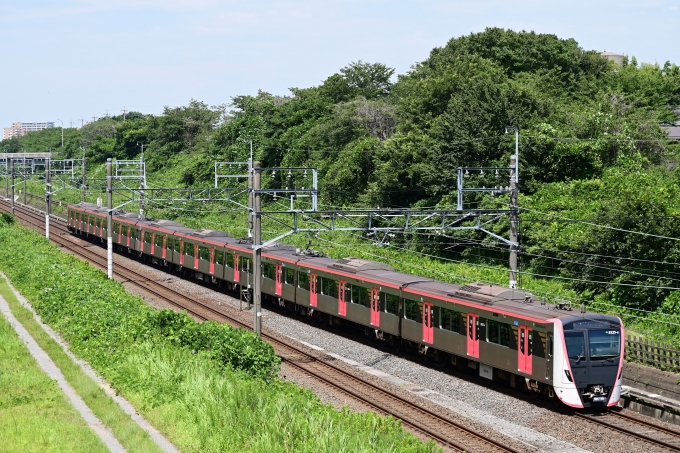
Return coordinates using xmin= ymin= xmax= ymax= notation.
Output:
xmin=381 ymin=293 xmax=399 ymax=315
xmin=113 ymin=223 xmax=118 ymax=234
xmin=186 ymin=243 xmax=194 ymax=257
xmin=404 ymin=299 xmax=422 ymax=322
xmin=262 ymin=262 xmax=274 ymax=279
xmin=173 ymin=238 xmax=181 ymax=252
xmin=487 ymin=320 xmax=511 ymax=347
xmin=143 ymin=232 xmax=150 ymax=243
xmin=199 ymin=246 xmax=210 ymax=261
xmin=215 ymin=249 xmax=224 ymax=265
xmin=285 ymin=268 xmax=295 ymax=285
xmin=225 ymin=252 xmax=234 ymax=268
xmin=440 ymin=307 xmax=460 ymax=332
xmin=239 ymin=256 xmax=250 ymax=272
xmin=298 ymin=271 xmax=310 ymax=290
xmin=166 ymin=237 xmax=174 ymax=250
xmin=155 ymin=234 xmax=163 ymax=247
xmin=320 ymin=277 xmax=337 ymax=297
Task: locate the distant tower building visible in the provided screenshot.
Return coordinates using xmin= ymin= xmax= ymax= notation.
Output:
xmin=3 ymin=122 xmax=55 ymax=140
xmin=601 ymin=51 xmax=626 ymax=67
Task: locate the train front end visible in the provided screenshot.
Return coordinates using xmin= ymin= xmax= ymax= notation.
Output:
xmin=552 ymin=315 xmax=623 ymax=408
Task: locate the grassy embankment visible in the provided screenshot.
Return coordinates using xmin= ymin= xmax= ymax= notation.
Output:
xmin=0 ymin=286 xmax=109 ymax=453
xmin=0 ymin=215 xmax=440 ymax=453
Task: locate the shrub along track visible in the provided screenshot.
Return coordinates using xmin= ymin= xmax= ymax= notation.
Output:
xmin=1 ymin=200 xmax=528 ymax=453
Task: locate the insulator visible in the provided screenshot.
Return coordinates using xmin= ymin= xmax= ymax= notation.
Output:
xmin=271 ymin=170 xmax=276 ymax=178
xmin=495 ymin=169 xmax=499 ymax=176
xmin=287 ymin=169 xmax=292 ymax=178
xmin=465 ymin=169 xmax=469 ymax=177
xmin=303 ymin=170 xmax=308 ymax=178
xmin=273 ymin=192 xmax=277 ymax=201
xmin=480 ymin=170 xmax=484 ymax=176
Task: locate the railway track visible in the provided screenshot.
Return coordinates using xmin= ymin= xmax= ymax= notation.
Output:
xmin=1 ymin=199 xmax=524 ymax=453
xmin=574 ymin=410 xmax=680 ymax=451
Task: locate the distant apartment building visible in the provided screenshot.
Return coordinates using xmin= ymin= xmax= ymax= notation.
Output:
xmin=3 ymin=122 xmax=55 ymax=140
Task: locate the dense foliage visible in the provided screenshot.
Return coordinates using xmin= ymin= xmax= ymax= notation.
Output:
xmin=4 ymin=27 xmax=680 ymax=316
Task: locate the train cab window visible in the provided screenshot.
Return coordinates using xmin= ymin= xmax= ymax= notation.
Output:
xmin=588 ymin=330 xmax=620 ymax=360
xmin=298 ymin=271 xmax=310 ymax=290
xmin=263 ymin=262 xmax=275 ymax=279
xmin=285 ymin=268 xmax=295 ymax=285
xmin=487 ymin=320 xmax=511 ymax=347
xmin=225 ymin=252 xmax=234 ymax=268
xmin=404 ymin=299 xmax=422 ymax=322
xmin=155 ymin=234 xmax=163 ymax=247
xmin=380 ymin=293 xmax=399 ymax=315
xmin=199 ymin=246 xmax=210 ymax=261
xmin=440 ymin=307 xmax=460 ymax=333
xmin=564 ymin=331 xmax=585 ymax=362
xmin=215 ymin=249 xmax=224 ymax=265
xmin=320 ymin=277 xmax=337 ymax=297
xmin=185 ymin=243 xmax=194 ymax=257
xmin=548 ymin=334 xmax=553 ymax=357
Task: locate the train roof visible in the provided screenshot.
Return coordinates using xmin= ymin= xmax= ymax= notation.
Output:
xmin=67 ymin=203 xmax=621 ymax=324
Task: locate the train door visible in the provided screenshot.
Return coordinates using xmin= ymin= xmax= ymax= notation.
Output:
xmin=233 ymin=253 xmax=240 ymax=282
xmin=370 ymin=288 xmax=380 ymax=327
xmin=338 ymin=280 xmax=346 ymax=316
xmin=275 ymin=264 xmax=283 ymax=295
xmin=518 ymin=325 xmax=533 ymax=374
xmin=193 ymin=244 xmax=199 ymax=268
xmin=162 ymin=236 xmax=167 ymax=259
xmin=209 ymin=248 xmax=215 ymax=274
xmin=467 ymin=313 xmax=479 ymax=357
xmin=151 ymin=233 xmax=155 ymax=255
xmin=117 ymin=224 xmax=122 ymax=243
xmin=179 ymin=240 xmax=185 ymax=265
xmin=125 ymin=226 xmax=131 ymax=247
xmin=422 ymin=302 xmax=434 ymax=344
xmin=309 ymin=273 xmax=318 ymax=307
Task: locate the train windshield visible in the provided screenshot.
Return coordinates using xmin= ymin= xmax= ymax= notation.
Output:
xmin=564 ymin=332 xmax=585 ymax=361
xmin=588 ymin=330 xmax=620 ymax=360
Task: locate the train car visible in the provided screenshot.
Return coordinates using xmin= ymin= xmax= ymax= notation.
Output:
xmin=66 ymin=204 xmax=624 ymax=409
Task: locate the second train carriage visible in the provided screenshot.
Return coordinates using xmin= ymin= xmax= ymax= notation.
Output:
xmin=67 ymin=202 xmax=623 ymax=408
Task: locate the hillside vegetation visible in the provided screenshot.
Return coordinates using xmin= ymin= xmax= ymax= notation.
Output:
xmin=4 ymin=28 xmax=680 ymax=337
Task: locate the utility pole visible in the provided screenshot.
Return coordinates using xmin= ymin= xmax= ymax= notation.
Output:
xmin=509 ymin=155 xmax=518 ymax=288
xmin=45 ymin=159 xmax=51 ymax=239
xmin=246 ymin=138 xmax=253 ymax=238
xmin=106 ymin=158 xmax=113 ymax=279
xmin=23 ymin=172 xmax=26 ymax=204
xmin=10 ymin=159 xmax=14 ymax=215
xmin=57 ymin=119 xmax=64 ymax=147
xmin=82 ymin=151 xmax=87 ymax=202
xmin=137 ymin=142 xmax=145 ymax=218
xmin=121 ymin=107 xmax=127 ymax=121
xmin=253 ymin=161 xmax=262 ymax=336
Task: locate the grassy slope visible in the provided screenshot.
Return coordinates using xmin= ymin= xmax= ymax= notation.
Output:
xmin=0 ymin=278 xmax=165 ymax=453
xmin=0 ymin=290 xmax=109 ymax=453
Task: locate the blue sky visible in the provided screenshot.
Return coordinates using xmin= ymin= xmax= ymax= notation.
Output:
xmin=1 ymin=0 xmax=679 ymax=130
